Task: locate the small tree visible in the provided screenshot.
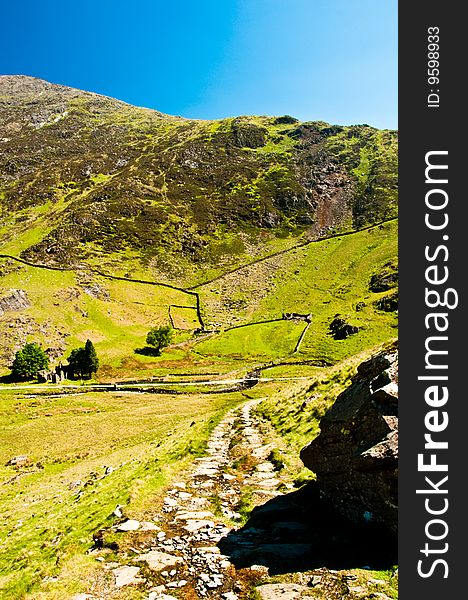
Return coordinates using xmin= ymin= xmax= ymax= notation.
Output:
xmin=68 ymin=339 xmax=99 ymax=378
xmin=84 ymin=339 xmax=99 ymax=376
xmin=146 ymin=325 xmax=173 ymax=354
xmin=68 ymin=347 xmax=86 ymax=379
xmin=11 ymin=343 xmax=49 ymax=381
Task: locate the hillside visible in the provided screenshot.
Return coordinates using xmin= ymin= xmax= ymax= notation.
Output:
xmin=0 ymin=77 xmax=398 ymax=599
xmin=0 ymin=76 xmax=397 ymax=277
xmin=0 ymin=76 xmax=397 ymax=375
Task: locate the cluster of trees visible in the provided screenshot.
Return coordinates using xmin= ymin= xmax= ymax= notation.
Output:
xmin=10 ymin=339 xmax=99 ymax=381
xmin=9 ymin=325 xmax=172 ymax=382
xmin=68 ymin=339 xmax=99 ymax=378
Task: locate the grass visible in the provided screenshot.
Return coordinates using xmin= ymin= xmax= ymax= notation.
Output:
xmin=196 ymin=220 xmax=397 ymax=365
xmin=0 ymin=387 xmax=244 ymax=598
xmin=194 ymin=320 xmax=304 ymax=361
xmin=0 ymin=219 xmax=397 ymax=383
xmin=169 ymin=305 xmax=199 ymax=330
xmin=235 ymin=486 xmax=255 ymax=524
xmin=253 ymin=341 xmax=397 ymax=473
xmin=1 ymin=86 xmax=397 ymax=279
xmin=0 ymin=262 xmax=198 ymax=375
xmin=0 ymin=86 xmax=399 ymax=598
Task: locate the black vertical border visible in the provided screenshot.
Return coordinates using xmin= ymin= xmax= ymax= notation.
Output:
xmin=399 ymin=3 xmax=466 ymax=598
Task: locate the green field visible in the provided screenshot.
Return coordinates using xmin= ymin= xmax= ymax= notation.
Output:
xmin=0 ymin=220 xmax=397 ymax=382
xmin=0 ymin=386 xmax=273 ymax=598
xmin=0 ymin=221 xmax=398 ymax=598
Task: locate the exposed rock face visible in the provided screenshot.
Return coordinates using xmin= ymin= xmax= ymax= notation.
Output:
xmin=300 ymin=349 xmax=398 ymax=533
xmin=0 ymin=289 xmax=30 ymax=315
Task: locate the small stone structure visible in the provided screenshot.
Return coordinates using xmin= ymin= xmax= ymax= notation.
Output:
xmin=37 ymin=362 xmax=69 ymax=383
xmin=282 ymin=312 xmax=312 ymax=323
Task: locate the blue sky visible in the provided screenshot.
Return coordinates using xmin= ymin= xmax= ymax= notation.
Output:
xmin=1 ymin=0 xmax=397 ymax=129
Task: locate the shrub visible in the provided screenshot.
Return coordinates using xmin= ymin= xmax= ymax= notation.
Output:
xmin=146 ymin=325 xmax=173 ymax=354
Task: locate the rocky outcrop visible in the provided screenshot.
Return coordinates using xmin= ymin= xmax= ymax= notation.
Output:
xmin=230 ymin=120 xmax=267 ymax=148
xmin=328 ymin=316 xmax=359 ymax=340
xmin=300 ymin=349 xmax=398 ymax=533
xmin=376 ymin=291 xmax=398 ymax=312
xmin=369 ymin=261 xmax=398 ymax=292
xmin=0 ymin=289 xmax=30 ymax=316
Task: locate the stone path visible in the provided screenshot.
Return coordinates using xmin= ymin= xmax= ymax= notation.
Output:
xmin=81 ymin=400 xmax=290 ymax=599
xmin=75 ymin=398 xmax=398 ymax=600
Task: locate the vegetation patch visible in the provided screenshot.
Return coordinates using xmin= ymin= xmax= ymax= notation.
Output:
xmin=0 ymin=388 xmax=243 ymax=598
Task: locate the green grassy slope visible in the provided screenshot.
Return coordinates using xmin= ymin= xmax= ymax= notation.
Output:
xmin=0 ymin=260 xmax=198 ymax=372
xmin=0 ymin=387 xmax=264 ymax=598
xmin=0 ymin=76 xmax=398 ymax=378
xmin=0 ymin=76 xmax=399 ymax=599
xmin=0 ymin=219 xmax=396 ymax=378
xmin=195 ymin=219 xmax=397 ymax=365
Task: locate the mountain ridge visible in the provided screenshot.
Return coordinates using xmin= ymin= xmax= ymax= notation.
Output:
xmin=0 ymin=76 xmax=397 ymax=284
xmin=0 ymin=74 xmax=149 ymax=110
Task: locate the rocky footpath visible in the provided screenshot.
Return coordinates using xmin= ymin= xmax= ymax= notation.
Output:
xmin=300 ymin=349 xmax=398 ymax=533
xmin=80 ymin=401 xmax=291 ymax=599
xmin=76 ymin=391 xmax=397 ymax=600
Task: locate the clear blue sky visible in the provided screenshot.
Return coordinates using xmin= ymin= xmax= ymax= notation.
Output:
xmin=1 ymin=0 xmax=397 ymax=129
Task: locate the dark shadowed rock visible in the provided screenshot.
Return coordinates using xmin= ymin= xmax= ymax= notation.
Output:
xmin=300 ymin=348 xmax=398 ymax=533
xmin=376 ymin=291 xmax=398 ymax=312
xmin=274 ymin=115 xmax=299 ymax=125
xmin=369 ymin=261 xmax=398 ymax=292
xmin=328 ymin=316 xmax=359 ymax=340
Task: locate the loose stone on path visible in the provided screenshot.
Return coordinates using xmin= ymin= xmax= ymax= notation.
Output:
xmin=113 ymin=565 xmax=142 ymax=587
xmin=116 ymin=519 xmax=140 ymax=531
xmin=255 ymin=583 xmax=308 ymax=599
xmin=133 ymin=550 xmax=183 ymax=571
xmin=91 ymin=400 xmax=288 ymax=598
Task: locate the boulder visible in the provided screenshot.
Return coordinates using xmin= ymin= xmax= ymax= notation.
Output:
xmin=376 ymin=292 xmax=398 ymax=312
xmin=300 ymin=349 xmax=398 ymax=533
xmin=6 ymin=455 xmax=31 ymax=468
xmin=328 ymin=316 xmax=359 ymax=340
xmin=116 ymin=519 xmax=140 ymax=531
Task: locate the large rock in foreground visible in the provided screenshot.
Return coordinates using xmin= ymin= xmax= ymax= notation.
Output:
xmin=300 ymin=349 xmax=398 ymax=533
